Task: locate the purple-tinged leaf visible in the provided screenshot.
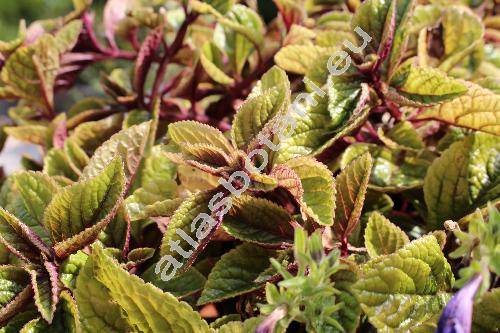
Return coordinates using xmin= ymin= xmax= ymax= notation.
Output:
xmin=0 ymin=208 xmax=53 ymax=263
xmin=373 ymin=0 xmax=397 ymax=73
xmin=437 ymin=273 xmax=483 ymax=333
xmin=51 ymin=116 xmax=67 ymax=149
xmin=44 ymin=157 xmax=126 ymax=259
xmin=30 ymin=261 xmax=60 ymax=324
xmin=0 ymin=285 xmax=33 ymax=327
xmin=134 ymin=26 xmax=163 ymax=106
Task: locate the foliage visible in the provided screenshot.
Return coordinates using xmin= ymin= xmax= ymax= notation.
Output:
xmin=0 ymin=0 xmax=498 ymax=332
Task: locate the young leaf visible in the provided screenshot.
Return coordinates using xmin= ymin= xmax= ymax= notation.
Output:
xmin=92 ymin=245 xmax=212 ymax=333
xmin=200 ymin=41 xmax=235 ymax=85
xmin=20 ymin=290 xmax=81 ymax=332
xmin=418 ymin=82 xmax=500 ymax=135
xmin=231 ymin=66 xmax=290 ymax=150
xmin=169 ymin=121 xmax=233 ymax=154
xmin=197 ymin=243 xmax=276 ymax=305
xmin=353 ymin=236 xmax=454 ymax=331
xmin=364 ymin=212 xmax=409 ymax=257
xmin=44 ymin=157 xmax=125 ymax=257
xmin=334 ymin=153 xmax=372 ymax=240
xmin=350 ymin=0 xmax=392 ymax=54
xmin=29 ymin=261 xmax=59 ymax=323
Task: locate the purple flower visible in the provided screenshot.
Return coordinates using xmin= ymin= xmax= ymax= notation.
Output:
xmin=256 ymin=306 xmax=287 ymax=333
xmin=436 ymin=274 xmax=483 ymax=333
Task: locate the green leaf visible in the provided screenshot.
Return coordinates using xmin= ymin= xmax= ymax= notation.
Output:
xmin=125 ymin=146 xmax=178 ymax=220
xmin=29 ymin=262 xmax=59 ymax=323
xmin=43 ymin=148 xmax=79 ymax=182
xmin=327 ymin=75 xmax=365 ymax=129
xmin=92 ymin=245 xmax=212 ymax=333
xmin=0 ymin=178 xmax=51 ymax=247
xmin=341 ymin=143 xmax=431 ymax=192
xmin=0 ymin=310 xmax=38 ymax=333
xmin=82 ymin=121 xmax=150 ymax=187
xmin=333 ymin=268 xmax=362 ymax=333
xmin=216 ymin=317 xmax=263 ymax=333
xmin=203 ymin=0 xmax=235 ymax=14
xmin=3 ymin=125 xmax=48 ymax=146
xmin=200 ymin=42 xmax=235 ymax=85
xmin=388 ymin=64 xmax=468 ymax=106
xmin=197 ymin=243 xmax=275 ymax=305
xmin=378 ymin=121 xmax=424 ymax=150
xmin=408 ymin=4 xmax=441 ymax=34
xmin=0 ymin=285 xmax=33 ymax=328
xmin=59 ymin=251 xmax=87 ymax=290
xmin=231 ymin=66 xmax=290 ymax=150
xmin=54 ymin=20 xmax=82 ymax=54
xmin=0 ymin=34 xmax=59 ymax=110
xmin=473 ymin=288 xmax=500 ymax=332
xmin=215 ymin=4 xmax=264 ymax=75
xmin=44 ymin=157 xmax=125 ymax=258
xmin=439 ymin=6 xmax=483 ymax=73
xmin=159 ymin=191 xmax=214 ymax=269
xmin=142 ymin=266 xmax=206 ymax=299
xmin=21 ymin=290 xmax=81 ymax=333
xmin=69 ymin=114 xmax=123 ymax=152
xmin=194 ymin=1 xmax=263 ymax=74
xmin=353 ymin=236 xmax=454 ymax=331
xmin=424 ymin=132 xmax=499 ymax=229
xmin=63 ymin=139 xmax=89 ymax=172
xmin=350 ymin=0 xmax=392 ymax=54
xmin=74 ymin=253 xmax=131 ymax=333
xmin=0 ymin=208 xmax=51 ymax=262
xmin=13 ymin=172 xmax=59 ymax=227
xmin=169 ymin=121 xmax=233 ymax=154
xmin=0 ymin=266 xmax=30 ymax=307
xmin=275 ymin=45 xmax=335 ymax=75
xmin=334 ymin=153 xmax=372 ymax=240
xmin=418 ymin=82 xmax=500 ymax=135
xmin=222 ymin=196 xmax=293 ymax=246
xmin=280 ymin=156 xmax=335 ymax=226
xmin=274 ymin=82 xmax=370 ymax=163
xmin=364 ymin=212 xmax=409 ymax=257
xmin=387 ymin=0 xmax=416 ymax=74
